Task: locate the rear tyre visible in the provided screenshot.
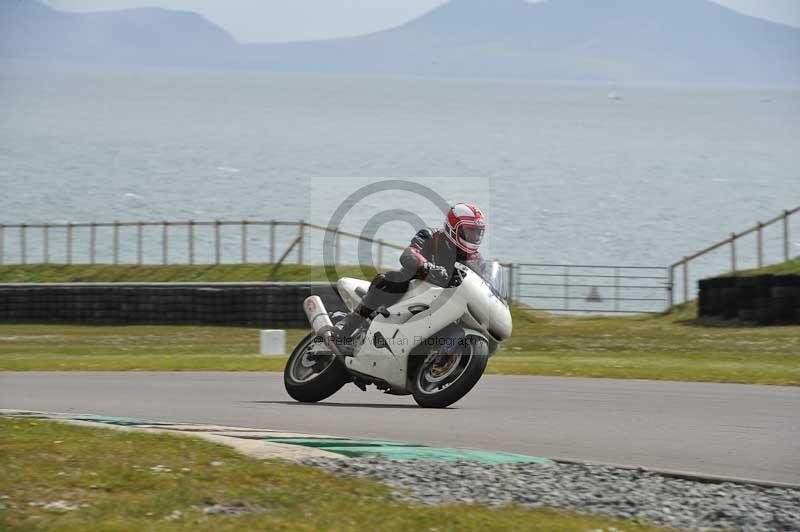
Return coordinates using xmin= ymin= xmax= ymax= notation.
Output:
xmin=284 ymin=332 xmax=348 ymax=403
xmin=412 ymin=336 xmax=489 ymax=409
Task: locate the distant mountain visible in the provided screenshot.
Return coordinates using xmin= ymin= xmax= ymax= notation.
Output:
xmin=2 ymin=0 xmax=799 ymax=82
xmin=242 ymin=0 xmax=800 ymax=82
xmin=0 ymin=0 xmax=237 ymax=66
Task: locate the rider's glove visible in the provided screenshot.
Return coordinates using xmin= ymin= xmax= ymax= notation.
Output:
xmin=424 ymin=264 xmax=450 ymax=287
xmin=449 ymin=269 xmax=465 ymax=287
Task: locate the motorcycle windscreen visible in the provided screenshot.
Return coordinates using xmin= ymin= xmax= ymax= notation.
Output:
xmin=464 ymin=259 xmax=510 ymax=302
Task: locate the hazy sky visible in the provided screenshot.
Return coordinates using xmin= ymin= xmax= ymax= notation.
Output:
xmin=43 ymin=0 xmax=800 ymax=43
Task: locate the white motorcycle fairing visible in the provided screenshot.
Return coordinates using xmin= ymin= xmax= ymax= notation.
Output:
xmin=335 ymin=262 xmax=512 ymax=394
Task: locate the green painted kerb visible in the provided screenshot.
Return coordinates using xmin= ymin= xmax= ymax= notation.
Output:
xmin=252 ymin=437 xmax=552 ymax=465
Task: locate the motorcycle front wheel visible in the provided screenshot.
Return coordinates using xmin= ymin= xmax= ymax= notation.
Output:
xmin=411 ymin=336 xmax=489 ymax=409
xmin=284 ymin=332 xmax=349 ymax=403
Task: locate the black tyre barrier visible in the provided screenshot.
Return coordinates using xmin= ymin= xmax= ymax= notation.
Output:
xmin=0 ymin=283 xmax=347 ymax=327
xmin=771 ymin=275 xmax=800 ymax=322
xmin=697 ymin=278 xmax=712 ymax=317
xmin=698 ymin=274 xmax=800 ymax=325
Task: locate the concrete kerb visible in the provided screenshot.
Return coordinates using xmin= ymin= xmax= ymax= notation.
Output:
xmin=0 ymin=409 xmax=553 ymax=465
xmin=0 ymin=409 xmax=344 ymax=461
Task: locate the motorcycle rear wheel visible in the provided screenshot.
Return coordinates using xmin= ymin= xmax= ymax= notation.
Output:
xmin=284 ymin=332 xmax=349 ymax=403
xmin=412 ymin=336 xmax=489 ymax=409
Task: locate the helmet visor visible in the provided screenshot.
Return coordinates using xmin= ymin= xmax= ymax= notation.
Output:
xmin=459 ymin=225 xmax=485 ymax=246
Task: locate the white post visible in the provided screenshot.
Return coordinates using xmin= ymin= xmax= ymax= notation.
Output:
xmin=260 ymin=330 xmax=286 ymax=357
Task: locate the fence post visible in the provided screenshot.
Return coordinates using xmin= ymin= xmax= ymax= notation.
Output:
xmin=188 ymin=220 xmax=195 ymax=265
xmin=214 ymin=220 xmax=221 ymax=265
xmin=90 ymin=223 xmax=96 ymax=264
xmin=43 ymin=224 xmax=49 ymax=263
xmin=682 ymin=259 xmax=689 ymax=304
xmin=67 ymin=223 xmax=73 ymax=265
xmin=136 ymin=222 xmax=143 ymax=265
xmin=667 ymin=265 xmax=675 ymax=309
xmin=241 ymin=220 xmax=248 ymax=264
xmin=269 ymin=220 xmax=276 ymax=264
xmin=297 ymin=221 xmax=305 ymax=265
xmin=614 ymin=267 xmax=620 ymax=312
xmin=564 ymin=266 xmax=570 ymax=311
xmin=784 ymin=210 xmax=791 ymax=262
xmin=508 ymin=264 xmax=515 ymax=304
xmin=113 ymin=221 xmax=120 ymax=264
xmin=20 ymin=224 xmax=27 ymax=265
xmin=0 ymin=224 xmax=4 ymax=265
xmin=162 ymin=221 xmax=168 ymax=265
xmin=730 ymin=233 xmax=737 ymax=272
xmin=756 ymin=222 xmax=764 ymax=269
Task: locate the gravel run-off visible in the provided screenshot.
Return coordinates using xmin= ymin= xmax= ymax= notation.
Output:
xmin=301 ymin=458 xmax=800 ymax=532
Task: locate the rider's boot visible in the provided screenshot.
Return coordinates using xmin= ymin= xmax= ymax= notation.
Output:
xmin=334 ymin=304 xmax=372 ymax=353
xmin=336 ymin=312 xmax=366 ymax=338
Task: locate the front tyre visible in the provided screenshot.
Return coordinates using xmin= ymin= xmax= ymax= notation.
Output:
xmin=412 ymin=336 xmax=489 ymax=409
xmin=284 ymin=332 xmax=348 ymax=403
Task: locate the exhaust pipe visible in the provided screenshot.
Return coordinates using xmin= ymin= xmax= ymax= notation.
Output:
xmin=303 ymin=296 xmax=345 ymax=358
xmin=304 ymin=296 xmax=335 ymax=335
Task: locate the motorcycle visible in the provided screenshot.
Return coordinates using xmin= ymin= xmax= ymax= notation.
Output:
xmin=284 ymin=258 xmax=513 ymax=408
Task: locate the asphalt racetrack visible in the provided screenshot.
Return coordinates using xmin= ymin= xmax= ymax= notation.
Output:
xmin=2 ymin=372 xmax=798 ymax=485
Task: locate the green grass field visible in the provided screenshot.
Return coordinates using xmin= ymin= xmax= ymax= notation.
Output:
xmin=0 ymin=263 xmax=377 ymax=283
xmin=1 ymin=304 xmax=798 ymax=384
xmin=0 ymin=257 xmax=795 ymax=284
xmin=0 ymin=417 xmax=663 ymax=532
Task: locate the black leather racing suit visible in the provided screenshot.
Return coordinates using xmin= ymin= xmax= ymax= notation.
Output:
xmin=356 ymin=228 xmax=480 ymax=317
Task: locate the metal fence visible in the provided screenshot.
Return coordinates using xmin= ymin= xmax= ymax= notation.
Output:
xmin=0 ymin=220 xmax=404 ymax=268
xmin=514 ymin=264 xmax=671 ymax=314
xmin=3 ymin=206 xmax=797 ymax=315
xmin=670 ymin=206 xmax=800 ymax=306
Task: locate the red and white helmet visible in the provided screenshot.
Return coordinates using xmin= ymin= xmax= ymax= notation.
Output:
xmin=445 ymin=203 xmax=486 ymax=253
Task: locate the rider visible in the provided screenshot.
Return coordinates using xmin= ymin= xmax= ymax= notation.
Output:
xmin=336 ymin=203 xmax=486 ymax=339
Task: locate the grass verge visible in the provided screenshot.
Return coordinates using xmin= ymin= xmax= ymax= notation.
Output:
xmin=1 ymin=304 xmax=798 ymax=385
xmin=0 ymin=264 xmax=377 ymax=283
xmin=0 ymin=417 xmax=662 ymax=531
xmin=728 ymin=256 xmax=800 ymax=276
